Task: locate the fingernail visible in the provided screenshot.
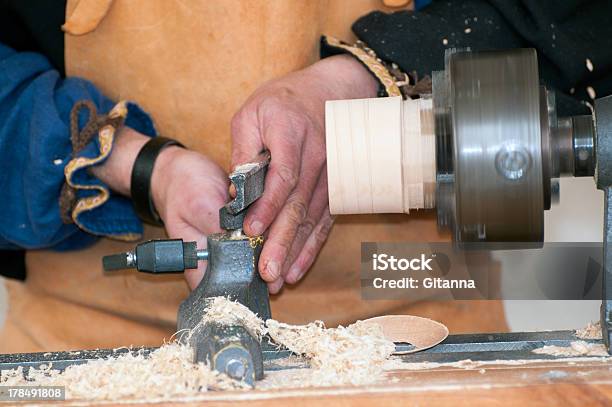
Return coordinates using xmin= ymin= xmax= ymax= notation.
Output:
xmin=250 ymin=220 xmax=263 ymax=235
xmin=266 ymin=260 xmax=280 ymax=280
xmin=269 ymin=279 xmax=284 ymax=294
xmin=286 ymin=266 xmax=301 ymax=284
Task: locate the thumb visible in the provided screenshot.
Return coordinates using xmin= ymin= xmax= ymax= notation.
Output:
xmin=230 ymin=110 xmax=264 ymax=169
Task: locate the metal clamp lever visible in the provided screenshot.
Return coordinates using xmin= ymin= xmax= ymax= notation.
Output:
xmin=219 ymin=150 xmax=270 ymax=231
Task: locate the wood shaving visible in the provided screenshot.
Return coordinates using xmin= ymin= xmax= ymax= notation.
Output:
xmin=0 ymin=297 xmax=396 ymax=400
xmin=576 ymin=321 xmax=602 ymax=340
xmin=385 ymin=354 xmax=612 ymax=372
xmin=0 ymin=343 xmax=245 ymax=402
xmin=532 ymin=341 xmax=608 ymax=357
xmin=266 ymin=319 xmax=395 ymax=386
xmin=383 ymin=357 xmax=509 ymax=371
xmin=233 ymin=162 xmax=260 ymax=172
xmin=185 ymin=296 xmax=266 ymax=341
xmin=201 ymin=297 xmax=396 ymax=386
xmin=266 ymin=354 xmax=309 ymax=368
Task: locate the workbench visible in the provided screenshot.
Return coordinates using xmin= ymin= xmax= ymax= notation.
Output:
xmin=34 ymin=358 xmax=608 ymax=406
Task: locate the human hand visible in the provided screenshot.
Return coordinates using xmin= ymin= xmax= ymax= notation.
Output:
xmin=150 ymin=146 xmax=229 ymax=289
xmin=93 ymin=127 xmax=228 ymax=290
xmin=231 ymin=55 xmax=379 ymax=293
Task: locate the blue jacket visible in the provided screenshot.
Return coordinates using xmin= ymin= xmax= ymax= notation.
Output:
xmin=0 ymin=43 xmax=156 ymax=251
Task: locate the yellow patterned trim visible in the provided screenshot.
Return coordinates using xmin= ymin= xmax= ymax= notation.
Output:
xmin=324 ymin=36 xmax=401 ymax=97
xmin=63 ymin=101 xmax=140 ymax=241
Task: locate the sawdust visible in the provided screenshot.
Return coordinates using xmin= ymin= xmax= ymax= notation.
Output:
xmin=532 ymin=341 xmax=608 ymax=357
xmin=201 ymin=297 xmax=397 ymax=387
xmin=3 ymin=295 xmax=610 ymax=403
xmin=193 ymin=297 xmax=396 ymax=386
xmin=266 ymin=354 xmax=309 ymax=368
xmin=266 ymin=319 xmax=395 ymax=386
xmin=576 ymin=321 xmax=602 ymax=340
xmin=0 ymin=297 xmax=396 ymax=401
xmin=384 ymin=354 xmax=612 ymax=372
xmin=382 ymin=357 xmax=508 ymax=371
xmin=233 ymin=162 xmax=260 ymax=173
xmin=0 ymin=343 xmax=245 ymax=402
xmin=185 ymin=296 xmax=266 ymax=341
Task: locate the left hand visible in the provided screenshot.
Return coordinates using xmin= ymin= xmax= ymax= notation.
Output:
xmin=231 ymin=55 xmax=379 ymax=293
xmin=151 ymin=146 xmax=229 ymax=289
xmin=93 ymin=127 xmax=229 ymax=290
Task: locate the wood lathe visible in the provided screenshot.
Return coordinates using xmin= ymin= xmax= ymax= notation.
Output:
xmin=326 ymin=47 xmax=612 ymax=352
xmin=1 ymin=48 xmax=611 ymax=391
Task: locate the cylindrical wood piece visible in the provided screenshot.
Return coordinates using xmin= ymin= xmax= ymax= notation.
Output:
xmin=325 ymin=96 xmax=436 ymax=215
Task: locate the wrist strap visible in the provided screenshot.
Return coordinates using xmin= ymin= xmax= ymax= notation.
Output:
xmin=131 ymin=136 xmax=184 ymax=226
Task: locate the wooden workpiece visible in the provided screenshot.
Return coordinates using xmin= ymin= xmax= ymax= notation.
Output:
xmin=325 ymin=96 xmax=436 ymax=216
xmin=45 ymin=358 xmax=612 ymax=406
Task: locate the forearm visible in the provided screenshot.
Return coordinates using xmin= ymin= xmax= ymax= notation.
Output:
xmin=90 ymin=127 xmax=148 ymax=197
xmin=90 ymin=127 xmax=183 ymax=221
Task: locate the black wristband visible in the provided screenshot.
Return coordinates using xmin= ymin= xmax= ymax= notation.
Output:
xmin=131 ymin=136 xmax=184 ymax=226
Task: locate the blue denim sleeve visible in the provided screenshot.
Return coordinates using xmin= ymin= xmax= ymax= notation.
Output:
xmin=0 ymin=43 xmax=157 ymax=250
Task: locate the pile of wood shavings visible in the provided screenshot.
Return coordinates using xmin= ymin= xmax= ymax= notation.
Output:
xmin=532 ymin=340 xmax=608 ymax=357
xmin=0 ymin=297 xmax=396 ymax=400
xmin=199 ymin=296 xmax=396 ymax=386
xmin=576 ymin=321 xmax=602 ymax=340
xmin=266 ymin=319 xmax=395 ymax=386
xmin=0 ymin=343 xmax=245 ymax=401
xmin=184 ymin=296 xmax=267 ymax=341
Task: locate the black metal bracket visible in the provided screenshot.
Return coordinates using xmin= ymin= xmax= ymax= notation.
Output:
xmin=595 ymin=96 xmax=612 ymax=351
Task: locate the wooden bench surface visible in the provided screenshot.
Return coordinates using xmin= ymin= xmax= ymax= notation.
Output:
xmin=85 ymin=358 xmax=612 ymax=406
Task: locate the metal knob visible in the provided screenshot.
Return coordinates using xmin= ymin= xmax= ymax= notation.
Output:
xmin=102 ymin=239 xmax=208 ymax=273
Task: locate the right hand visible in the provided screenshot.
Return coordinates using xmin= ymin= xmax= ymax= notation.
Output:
xmin=230 ymin=55 xmax=380 ymax=293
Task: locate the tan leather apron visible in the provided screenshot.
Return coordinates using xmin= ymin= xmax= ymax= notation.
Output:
xmin=1 ymin=0 xmax=507 ymax=353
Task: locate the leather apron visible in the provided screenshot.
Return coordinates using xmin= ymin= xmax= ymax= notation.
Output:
xmin=1 ymin=0 xmax=507 ymax=353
